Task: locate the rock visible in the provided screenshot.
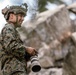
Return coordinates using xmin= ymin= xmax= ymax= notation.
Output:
xmin=67 ymin=2 xmax=76 ymax=9
xmin=18 ymin=5 xmax=71 ymax=75
xmin=21 ymin=4 xmax=71 ymax=50
xmin=29 ymin=68 xmax=62 ymax=75
xmin=71 ymin=32 xmax=76 ymax=44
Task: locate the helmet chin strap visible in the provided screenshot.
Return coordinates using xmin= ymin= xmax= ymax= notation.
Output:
xmin=14 ymin=14 xmax=21 ymax=28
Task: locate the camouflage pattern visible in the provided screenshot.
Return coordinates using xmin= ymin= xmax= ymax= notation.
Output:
xmin=0 ymin=23 xmax=27 ymax=75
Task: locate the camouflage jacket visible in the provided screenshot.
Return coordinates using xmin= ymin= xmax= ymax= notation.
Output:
xmin=0 ymin=23 xmax=26 ymax=70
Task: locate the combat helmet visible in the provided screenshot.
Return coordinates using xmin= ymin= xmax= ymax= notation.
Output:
xmin=2 ymin=3 xmax=27 ymax=20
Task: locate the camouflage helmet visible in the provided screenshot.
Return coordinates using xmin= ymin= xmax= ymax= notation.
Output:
xmin=2 ymin=3 xmax=27 ymax=20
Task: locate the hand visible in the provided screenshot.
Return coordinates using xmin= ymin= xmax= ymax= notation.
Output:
xmin=26 ymin=47 xmax=37 ymax=56
xmin=63 ymin=31 xmax=71 ymax=39
xmin=58 ymin=31 xmax=72 ymax=43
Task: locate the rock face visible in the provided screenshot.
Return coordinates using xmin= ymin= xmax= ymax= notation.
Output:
xmin=21 ymin=4 xmax=71 ymax=49
xmin=67 ymin=2 xmax=76 ymax=14
xmin=29 ymin=68 xmax=63 ymax=75
xmin=18 ymin=4 xmax=72 ymax=75
xmin=61 ymin=24 xmax=76 ymax=75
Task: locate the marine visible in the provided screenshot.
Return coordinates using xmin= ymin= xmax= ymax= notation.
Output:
xmin=0 ymin=4 xmax=37 ymax=75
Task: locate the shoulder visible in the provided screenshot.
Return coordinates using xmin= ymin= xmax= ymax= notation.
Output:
xmin=1 ymin=23 xmax=15 ymax=34
xmin=4 ymin=23 xmax=15 ymax=30
xmin=1 ymin=24 xmax=15 ymax=36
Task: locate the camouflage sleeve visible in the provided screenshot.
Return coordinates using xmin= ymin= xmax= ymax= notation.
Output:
xmin=1 ymin=25 xmax=25 ymax=59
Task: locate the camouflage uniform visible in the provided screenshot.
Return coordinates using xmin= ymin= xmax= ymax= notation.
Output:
xmin=0 ymin=23 xmax=27 ymax=75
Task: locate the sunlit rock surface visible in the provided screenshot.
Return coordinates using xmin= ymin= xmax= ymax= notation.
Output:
xmin=18 ymin=4 xmax=72 ymax=75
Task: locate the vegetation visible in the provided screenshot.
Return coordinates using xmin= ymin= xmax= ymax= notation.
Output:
xmin=38 ymin=0 xmax=64 ymax=12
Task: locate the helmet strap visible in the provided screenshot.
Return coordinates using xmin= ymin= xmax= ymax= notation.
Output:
xmin=14 ymin=14 xmax=19 ymax=27
xmin=16 ymin=15 xmax=18 ymax=24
